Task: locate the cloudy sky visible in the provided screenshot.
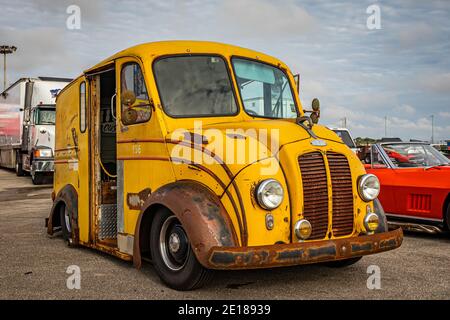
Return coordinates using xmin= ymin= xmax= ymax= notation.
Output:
xmin=1 ymin=0 xmax=449 ymax=142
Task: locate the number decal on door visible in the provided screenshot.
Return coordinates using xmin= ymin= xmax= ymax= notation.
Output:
xmin=132 ymin=144 xmax=141 ymax=155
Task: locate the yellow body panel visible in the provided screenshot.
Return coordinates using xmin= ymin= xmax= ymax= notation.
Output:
xmin=53 ymin=41 xmax=375 ymax=260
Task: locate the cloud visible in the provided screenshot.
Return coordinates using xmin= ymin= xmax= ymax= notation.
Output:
xmin=218 ymin=0 xmax=316 ymax=38
xmin=29 ymin=0 xmax=105 ymax=23
xmin=0 ymin=27 xmax=81 ymax=80
xmin=419 ymin=73 xmax=450 ymax=94
xmin=0 ymin=0 xmax=449 ymax=142
xmin=394 ymin=104 xmax=415 ymax=115
xmin=397 ymin=23 xmax=436 ymax=49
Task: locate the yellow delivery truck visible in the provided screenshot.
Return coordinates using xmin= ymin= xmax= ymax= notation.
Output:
xmin=47 ymin=41 xmax=402 ymax=290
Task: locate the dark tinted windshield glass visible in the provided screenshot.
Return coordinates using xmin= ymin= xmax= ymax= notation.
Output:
xmin=334 ymin=130 xmax=356 ymax=148
xmin=37 ymin=108 xmax=55 ymax=125
xmin=154 ymin=56 xmax=237 ymax=117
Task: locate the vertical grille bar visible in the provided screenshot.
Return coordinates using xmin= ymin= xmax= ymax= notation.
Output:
xmin=327 ymin=152 xmax=354 ymax=237
xmin=298 ymin=152 xmax=329 ymax=240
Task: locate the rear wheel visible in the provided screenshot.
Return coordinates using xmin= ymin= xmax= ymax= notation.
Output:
xmin=324 ymin=257 xmax=362 ymax=268
xmin=15 ymin=152 xmax=24 ymax=176
xmin=150 ymin=208 xmax=212 ymax=290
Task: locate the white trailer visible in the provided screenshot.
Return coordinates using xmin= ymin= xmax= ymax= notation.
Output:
xmin=0 ymin=77 xmax=71 ymax=184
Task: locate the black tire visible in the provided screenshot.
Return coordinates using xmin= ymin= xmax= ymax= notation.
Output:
xmin=150 ymin=208 xmax=212 ymax=291
xmin=59 ymin=204 xmax=72 ymax=243
xmin=31 ymin=172 xmax=44 ymax=185
xmin=445 ymin=203 xmax=450 ymax=231
xmin=324 ymin=257 xmax=362 ymax=268
xmin=15 ymin=152 xmax=24 ymax=176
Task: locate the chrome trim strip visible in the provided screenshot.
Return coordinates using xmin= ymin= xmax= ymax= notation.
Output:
xmin=385 ymin=213 xmax=443 ymax=223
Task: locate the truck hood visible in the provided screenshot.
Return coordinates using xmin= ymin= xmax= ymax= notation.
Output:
xmin=166 ymin=120 xmax=345 ymax=176
xmin=170 ymin=119 xmax=343 ymax=151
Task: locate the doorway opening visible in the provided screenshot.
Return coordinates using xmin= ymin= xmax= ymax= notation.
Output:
xmin=95 ymin=69 xmax=118 ymax=245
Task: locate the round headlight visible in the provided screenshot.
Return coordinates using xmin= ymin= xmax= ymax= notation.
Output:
xmin=256 ymin=179 xmax=284 ymax=210
xmin=358 ymin=174 xmax=380 ymax=202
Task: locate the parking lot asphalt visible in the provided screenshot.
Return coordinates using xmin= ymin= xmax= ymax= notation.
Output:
xmin=0 ymin=168 xmax=449 ymax=300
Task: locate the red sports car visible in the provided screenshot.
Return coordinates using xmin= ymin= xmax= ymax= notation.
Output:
xmin=364 ymin=142 xmax=450 ymax=232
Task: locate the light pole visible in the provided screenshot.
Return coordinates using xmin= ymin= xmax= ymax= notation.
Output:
xmin=384 ymin=116 xmax=387 ymax=137
xmin=431 ymin=114 xmax=434 ymax=144
xmin=0 ymin=45 xmax=17 ymax=92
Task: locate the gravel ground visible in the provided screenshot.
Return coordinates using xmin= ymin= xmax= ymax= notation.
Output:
xmin=0 ymin=168 xmax=449 ymax=299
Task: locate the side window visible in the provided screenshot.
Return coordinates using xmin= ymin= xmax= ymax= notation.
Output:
xmin=120 ymin=63 xmax=151 ymax=125
xmin=80 ymin=81 xmax=87 ymax=132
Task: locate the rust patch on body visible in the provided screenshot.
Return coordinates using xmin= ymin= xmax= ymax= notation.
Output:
xmin=127 ymin=188 xmax=152 ymax=210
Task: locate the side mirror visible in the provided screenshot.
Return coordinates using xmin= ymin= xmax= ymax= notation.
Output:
xmin=120 ymin=90 xmax=153 ymax=125
xmin=121 ymin=90 xmax=136 ymax=107
xmin=310 ymin=98 xmax=320 ymax=124
xmin=122 ymin=108 xmax=138 ymax=125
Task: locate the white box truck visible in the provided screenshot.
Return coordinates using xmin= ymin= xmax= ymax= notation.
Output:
xmin=329 ymin=127 xmax=358 ymax=153
xmin=0 ymin=77 xmax=71 ymax=184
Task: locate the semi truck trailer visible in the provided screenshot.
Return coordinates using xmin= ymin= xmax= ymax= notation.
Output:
xmin=0 ymin=77 xmax=71 ymax=184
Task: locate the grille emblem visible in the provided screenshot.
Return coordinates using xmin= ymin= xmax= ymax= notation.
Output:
xmin=311 ymin=139 xmax=327 ymax=147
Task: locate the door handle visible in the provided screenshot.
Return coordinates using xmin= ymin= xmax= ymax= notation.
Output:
xmin=111 ymin=93 xmax=117 ymax=120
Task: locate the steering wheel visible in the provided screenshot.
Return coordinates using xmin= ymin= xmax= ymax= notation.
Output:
xmin=246 ymin=110 xmax=258 ymax=116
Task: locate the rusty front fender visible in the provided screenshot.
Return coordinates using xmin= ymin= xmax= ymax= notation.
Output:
xmin=47 ymin=184 xmax=79 ymax=245
xmin=133 ymin=181 xmax=239 ymax=269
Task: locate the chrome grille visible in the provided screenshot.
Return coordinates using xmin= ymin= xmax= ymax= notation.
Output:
xmin=328 ymin=152 xmax=354 ymax=237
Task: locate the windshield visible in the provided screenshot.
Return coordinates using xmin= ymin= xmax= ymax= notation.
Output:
xmin=232 ymin=58 xmax=297 ymax=119
xmin=153 ymin=56 xmax=237 ymax=117
xmin=333 ymin=130 xmax=356 ymax=148
xmin=382 ymin=143 xmax=450 ymax=168
xmin=36 ymin=108 xmax=55 ymax=125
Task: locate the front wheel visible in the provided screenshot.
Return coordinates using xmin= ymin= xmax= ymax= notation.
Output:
xmin=31 ymin=171 xmax=45 ymax=185
xmin=324 ymin=257 xmax=362 ymax=268
xmin=150 ymin=208 xmax=212 ymax=290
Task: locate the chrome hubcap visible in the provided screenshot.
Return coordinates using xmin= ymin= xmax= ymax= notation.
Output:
xmin=169 ymin=233 xmax=180 ymax=253
xmin=159 ymin=216 xmax=189 ymax=271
